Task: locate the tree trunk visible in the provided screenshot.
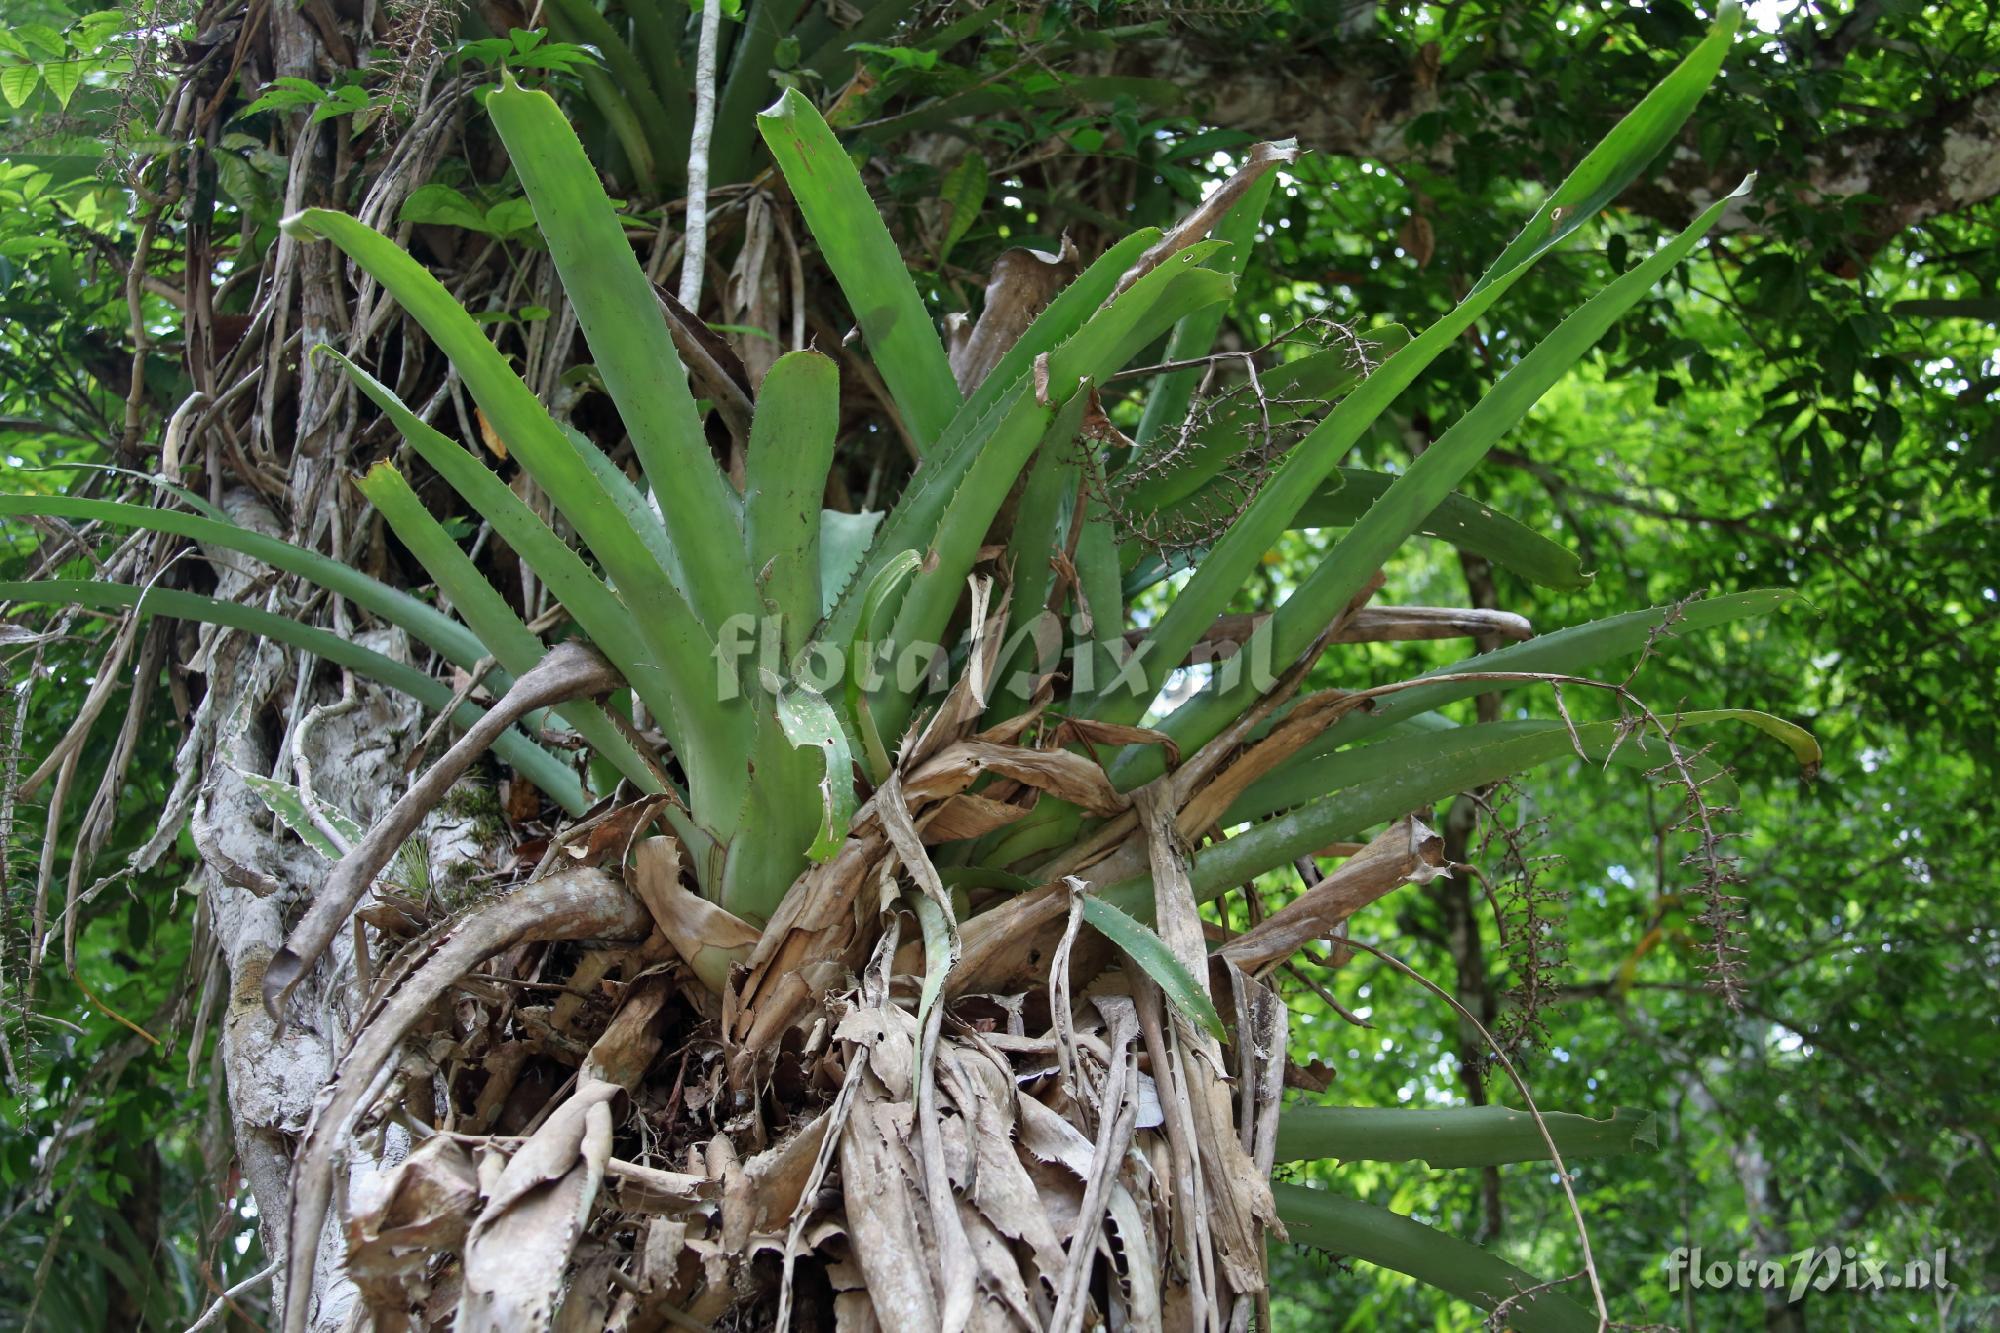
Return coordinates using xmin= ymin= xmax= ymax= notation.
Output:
xmin=190 ymin=488 xmax=521 ymax=1322
xmin=163 ymin=5 xmax=533 ymax=1319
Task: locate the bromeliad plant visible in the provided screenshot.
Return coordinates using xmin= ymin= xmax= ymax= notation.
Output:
xmin=2 ymin=3 xmax=1815 ymax=1327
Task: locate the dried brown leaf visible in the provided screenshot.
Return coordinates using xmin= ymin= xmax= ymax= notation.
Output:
xmin=1049 ymin=999 xmax=1140 ymax=1333
xmin=563 ymin=796 xmax=669 ymax=867
xmin=922 ymin=792 xmax=1032 ymax=843
xmin=473 ymin=406 xmax=508 ymax=460
xmin=840 ymin=1090 xmax=939 ymax=1327
xmin=905 ymin=580 xmax=1006 ymax=770
xmin=345 ymin=1134 xmax=480 ymax=1320
xmin=1216 ymin=817 xmax=1447 ymax=973
xmin=459 ymin=1079 xmax=619 ymax=1331
xmin=282 ymin=867 xmax=650 ymax=1333
xmin=920 ymin=740 xmax=1127 ymax=818
xmin=1133 ymin=790 xmax=1278 ymax=1295
xmin=949 ymin=238 xmax=1081 ymax=394
xmin=583 ymin=972 xmax=674 ymax=1090
xmin=1110 ymin=139 xmax=1300 ymax=300
xmin=632 ymin=834 xmax=758 ymax=995
xmin=602 ymin=1158 xmax=711 ymax=1215
xmin=1049 ymin=716 xmax=1182 ymax=770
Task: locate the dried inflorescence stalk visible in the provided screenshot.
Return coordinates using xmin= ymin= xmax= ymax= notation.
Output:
xmin=378 ymin=0 xmax=461 ymax=116
xmin=0 ymin=676 xmax=25 ymax=1088
xmin=1471 ymin=784 xmax=1570 ymax=1057
xmin=1101 ymin=315 xmax=1382 ymax=558
xmin=1649 ymin=733 xmax=1750 ymax=1008
xmin=1627 ymin=596 xmax=1754 ymax=1007
xmin=105 ymin=0 xmax=191 ymax=157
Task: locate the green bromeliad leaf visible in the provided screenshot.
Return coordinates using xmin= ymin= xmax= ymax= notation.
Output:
xmin=816 ymin=228 xmax=1160 ymax=649
xmin=235 ymin=769 xmax=363 ymax=861
xmin=1289 ymin=590 xmax=1801 ymax=758
xmin=1274 ymin=1104 xmax=1658 ymax=1169
xmin=287 ymin=209 xmax=755 ymax=838
xmin=758 ymin=87 xmax=962 ymax=452
xmin=1078 ymin=893 xmax=1226 ymax=1040
xmin=1117 ymin=181 xmax=1753 ymax=778
xmin=0 ymin=580 xmax=588 ymax=813
xmin=326 ymin=355 xmax=687 ymax=748
xmin=485 ymin=77 xmax=753 ymax=633
xmin=1466 ymin=0 xmax=1741 ymax=295
xmin=540 ymin=0 xmax=681 ymax=178
xmin=0 ymin=493 xmax=484 ymax=672
xmin=356 ymin=461 xmax=662 ymax=798
xmin=819 ymin=509 xmax=885 ymax=616
xmin=744 ymin=351 xmax=842 ymax=660
xmin=775 ymin=681 xmax=858 ymax=864
xmin=834 ymin=243 xmax=1240 ymax=740
xmin=721 ymin=227 xmax=1240 ymax=774
xmin=1120 ymin=463 xmax=1584 ymax=598
xmin=1098 ymin=3 xmax=1745 ymax=765
xmin=1128 ymin=174 xmax=1280 ymax=453
xmin=1097 ymin=708 xmax=1816 ymax=920
xmin=1299 ymin=466 xmax=1589 ymax=589
xmin=1274 ymin=1182 xmax=1599 ymax=1333
xmin=235 ymin=769 xmax=432 ymax=893
xmin=1118 ymin=332 xmax=1411 ymax=520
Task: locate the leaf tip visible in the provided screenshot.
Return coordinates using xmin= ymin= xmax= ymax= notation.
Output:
xmin=278 ymin=209 xmax=329 ymax=241
xmin=759 ymin=85 xmax=810 ymax=123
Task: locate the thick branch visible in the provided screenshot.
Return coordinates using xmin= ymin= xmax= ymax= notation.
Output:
xmin=1104 ymin=35 xmax=2000 ymax=247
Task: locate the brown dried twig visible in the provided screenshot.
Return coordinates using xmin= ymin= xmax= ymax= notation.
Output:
xmin=262 ymin=643 xmax=625 ymax=1020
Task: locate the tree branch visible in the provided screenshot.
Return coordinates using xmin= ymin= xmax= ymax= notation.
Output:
xmin=1102 ymin=33 xmax=2000 ymax=250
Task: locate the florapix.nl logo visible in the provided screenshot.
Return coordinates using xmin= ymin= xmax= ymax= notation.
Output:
xmin=1667 ymin=1246 xmax=1954 ymax=1301
xmin=710 ymin=608 xmax=1283 ymax=705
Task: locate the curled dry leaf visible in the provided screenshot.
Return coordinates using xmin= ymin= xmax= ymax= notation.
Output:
xmin=458 ymin=1078 xmax=620 ymax=1331
xmin=940 ymin=1044 xmax=1069 ymax=1293
xmin=1048 ymin=998 xmax=1140 ymax=1333
xmin=726 ymin=193 xmax=786 ymax=388
xmin=1017 ymin=1093 xmax=1161 ymax=1327
xmin=602 ymin=1157 xmax=711 ymax=1215
xmin=732 ymin=1111 xmax=832 ymax=1238
xmin=907 ymin=740 xmax=1128 ymax=819
xmin=840 ymin=1084 xmax=938 ymax=1327
xmin=631 ymin=833 xmax=759 ymax=995
xmin=903 ymin=577 xmax=1007 ymax=771
xmin=1217 ymin=816 xmax=1448 ymax=974
xmin=562 ymin=796 xmax=670 ymax=868
xmin=279 ymin=866 xmax=651 ymax=1333
xmin=921 ymin=792 xmax=1032 ymax=844
xmin=1109 ymin=139 xmax=1300 ymax=299
xmin=345 ymin=1134 xmax=481 ymax=1323
xmin=948 ymin=236 xmax=1082 ymax=394
xmin=652 ymin=281 xmax=755 ymax=438
xmin=1049 ymin=715 xmax=1182 ymax=770
xmin=727 ymin=831 xmax=886 ymax=1083
xmin=582 ymin=972 xmax=675 ymax=1090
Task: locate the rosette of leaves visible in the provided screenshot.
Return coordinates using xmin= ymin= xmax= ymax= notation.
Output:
xmin=1 ymin=4 xmax=1821 ymax=1327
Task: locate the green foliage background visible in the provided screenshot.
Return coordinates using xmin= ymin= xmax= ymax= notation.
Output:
xmin=0 ymin=0 xmax=1993 ymax=1327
